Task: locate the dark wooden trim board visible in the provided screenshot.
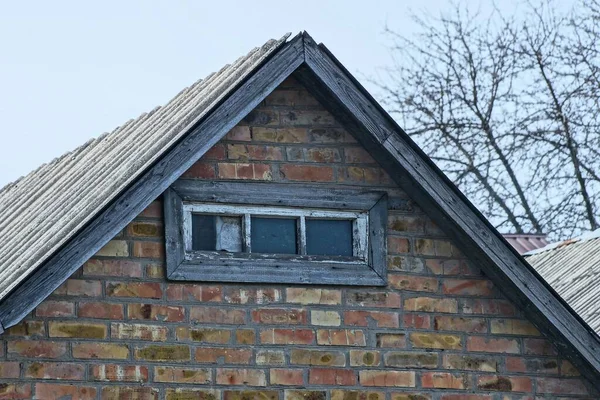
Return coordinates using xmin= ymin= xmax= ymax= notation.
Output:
xmin=164 ymin=181 xmax=387 ymax=286
xmin=0 ymin=31 xmax=598 ymax=385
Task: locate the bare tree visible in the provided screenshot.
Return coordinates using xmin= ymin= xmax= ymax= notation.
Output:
xmin=377 ymin=0 xmax=600 ymax=239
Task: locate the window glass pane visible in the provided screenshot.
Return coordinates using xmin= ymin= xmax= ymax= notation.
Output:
xmin=306 ymin=219 xmax=353 ymax=256
xmin=192 ymin=214 xmax=242 ymax=252
xmin=251 ymin=217 xmax=297 ymax=254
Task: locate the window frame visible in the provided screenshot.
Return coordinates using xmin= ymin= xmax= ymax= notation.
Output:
xmin=164 ymin=180 xmax=388 ymax=286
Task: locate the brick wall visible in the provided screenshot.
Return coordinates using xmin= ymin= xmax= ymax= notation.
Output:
xmin=0 ymin=77 xmax=596 ymax=399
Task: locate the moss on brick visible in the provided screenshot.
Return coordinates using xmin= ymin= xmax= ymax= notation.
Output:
xmin=136 ymin=345 xmax=190 ymax=361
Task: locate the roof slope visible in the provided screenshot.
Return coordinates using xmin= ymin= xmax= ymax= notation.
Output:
xmin=526 ymin=229 xmax=600 ymax=333
xmin=503 ymin=233 xmax=548 ymax=254
xmin=0 ymin=34 xmax=289 ymax=301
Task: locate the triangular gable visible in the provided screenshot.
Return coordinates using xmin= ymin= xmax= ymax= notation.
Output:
xmin=0 ymin=32 xmax=599 ymax=386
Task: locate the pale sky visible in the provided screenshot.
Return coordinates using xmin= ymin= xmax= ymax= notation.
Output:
xmin=0 ymin=0 xmax=517 ymax=187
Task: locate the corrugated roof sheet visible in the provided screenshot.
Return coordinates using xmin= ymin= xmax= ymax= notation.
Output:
xmin=0 ymin=34 xmax=290 ymax=302
xmin=525 ymin=229 xmax=600 ymax=334
xmin=503 ymin=234 xmax=548 ymax=255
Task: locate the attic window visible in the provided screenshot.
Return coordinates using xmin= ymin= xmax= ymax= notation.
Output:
xmin=164 ymin=181 xmax=387 ymax=286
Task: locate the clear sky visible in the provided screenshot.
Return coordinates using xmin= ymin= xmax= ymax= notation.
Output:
xmin=0 ymin=0 xmax=514 ymax=187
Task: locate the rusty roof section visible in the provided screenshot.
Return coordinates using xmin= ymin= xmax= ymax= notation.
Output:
xmin=0 ymin=34 xmax=290 ymax=302
xmin=525 ymin=229 xmax=600 ymax=334
xmin=503 ymin=233 xmax=549 ymax=255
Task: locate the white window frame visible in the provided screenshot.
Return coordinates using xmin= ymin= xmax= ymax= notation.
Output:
xmin=182 ymin=203 xmax=369 ymax=261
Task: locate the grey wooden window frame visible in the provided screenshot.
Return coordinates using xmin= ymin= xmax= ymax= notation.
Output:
xmin=164 ymin=180 xmax=388 ymax=285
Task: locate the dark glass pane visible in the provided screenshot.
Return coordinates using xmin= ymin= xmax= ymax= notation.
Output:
xmin=192 ymin=214 xmax=216 ymax=251
xmin=306 ymin=219 xmax=353 ymax=256
xmin=191 ymin=214 xmax=242 ymax=252
xmin=251 ymin=217 xmax=297 ymax=254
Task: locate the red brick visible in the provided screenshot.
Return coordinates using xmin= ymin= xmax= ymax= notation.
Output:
xmin=83 ymin=259 xmax=142 ymax=277
xmin=190 ymin=306 xmax=246 ymax=324
xmin=89 ymin=364 xmax=149 ymax=382
xmin=0 ymin=384 xmax=31 ymax=399
xmin=195 ymin=347 xmax=252 ymax=364
xmin=389 ymin=274 xmax=438 ymax=292
xmin=139 ymin=201 xmax=162 ymax=218
xmin=128 ymin=304 xmax=184 ymax=322
xmin=8 ymin=341 xmax=67 ymax=358
xmin=0 ymin=362 xmax=21 ymax=378
xmin=216 ymin=368 xmax=266 ymax=386
xmin=387 ymin=237 xmax=411 ymax=254
xmin=271 ymin=369 xmax=304 ymax=385
xmin=477 ymin=375 xmax=532 ymax=392
xmin=202 ymin=143 xmax=227 ymax=160
xmin=422 ymin=372 xmax=468 ymax=389
xmin=403 ymin=314 xmax=431 ymax=329
xmin=280 ymin=165 xmax=334 ymax=182
xmin=260 ymin=329 xmax=315 ymax=345
xmin=359 ymin=371 xmax=415 ymax=387
xmin=425 ymin=259 xmax=473 ymax=275
xmin=34 ymin=383 xmax=97 ymax=400
xmin=182 ymin=162 xmax=216 ymax=179
xmin=218 ymin=163 xmax=272 ymax=180
xmin=244 ymin=109 xmax=279 ymax=126
xmin=133 ymin=241 xmax=164 ymax=259
xmin=35 ymin=300 xmax=75 ymax=317
xmin=344 ymin=310 xmax=399 ymax=328
xmin=55 ymin=279 xmax=102 ymax=297
xmin=107 ymin=282 xmax=162 ymax=298
xmin=505 ymin=357 xmax=558 ymax=374
xmin=376 ymin=333 xmax=406 ymax=348
xmin=442 ymin=279 xmax=494 ymax=296
xmin=536 ymin=377 xmax=589 ymax=395
xmin=317 ymin=330 xmax=366 ymax=346
xmin=524 ymin=338 xmax=557 ymax=355
xmin=252 ymin=308 xmax=307 ymax=324
xmin=309 ymin=368 xmax=356 ymax=386
xmin=467 ymin=337 xmax=520 ymax=354
xmin=78 ymin=302 xmax=124 ymax=319
xmin=26 ymin=362 xmax=85 ymax=380
xmin=166 ymin=284 xmax=222 ymax=302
